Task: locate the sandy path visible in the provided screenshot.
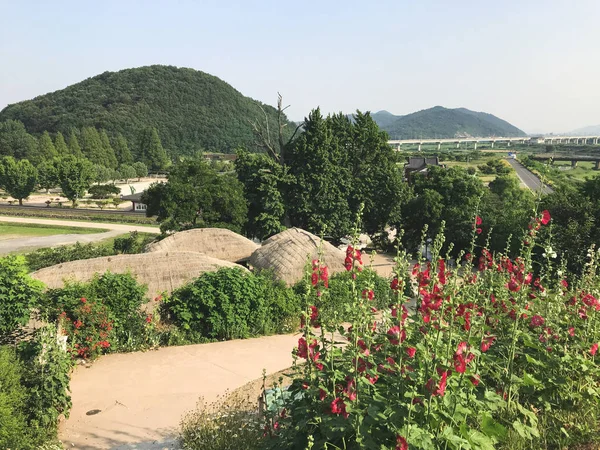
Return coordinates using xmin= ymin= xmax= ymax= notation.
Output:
xmin=0 ymin=216 xmax=160 ymax=254
xmin=59 ymin=334 xmax=299 ymax=450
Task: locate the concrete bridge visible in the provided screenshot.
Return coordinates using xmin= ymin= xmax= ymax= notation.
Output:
xmin=531 ymin=154 xmax=600 ymax=170
xmin=389 ymin=136 xmax=600 ymax=151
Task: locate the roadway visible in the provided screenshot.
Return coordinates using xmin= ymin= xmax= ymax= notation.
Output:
xmin=506 ymin=159 xmax=553 ymax=195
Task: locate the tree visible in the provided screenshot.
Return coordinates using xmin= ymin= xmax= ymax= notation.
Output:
xmin=37 ymin=159 xmax=59 ymax=193
xmin=235 ymin=149 xmax=286 ymax=240
xmin=114 ymin=133 xmax=133 ymax=166
xmin=99 ymin=129 xmax=118 ymax=169
xmin=138 ymin=127 xmax=169 ymax=171
xmin=0 ymin=157 xmax=38 ymax=205
xmin=93 ymin=164 xmax=111 ymax=184
xmin=54 ymin=131 xmax=69 ymax=156
xmin=33 ymin=131 xmax=58 ymax=165
xmin=80 ymin=127 xmax=106 ymax=166
xmin=0 ymin=119 xmax=37 ymax=160
xmin=142 ymin=158 xmax=247 ymax=233
xmin=56 ymin=155 xmax=95 ymax=206
xmin=132 ymin=161 xmax=148 ymax=180
xmin=119 ymin=164 xmax=136 ymax=183
xmin=67 ymin=130 xmax=83 ymax=157
xmin=109 ymin=169 xmax=121 ymax=184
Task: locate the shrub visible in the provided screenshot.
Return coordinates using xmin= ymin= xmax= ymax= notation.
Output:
xmin=162 ymin=268 xmax=300 ymax=341
xmin=0 ymin=255 xmax=44 ymax=336
xmin=113 ymin=231 xmax=155 ymax=254
xmin=24 ymin=241 xmax=114 ymax=271
xmin=87 ymin=184 xmax=120 ymax=199
xmin=266 ymin=212 xmax=600 ymax=450
xmin=0 ymin=205 xmax=157 ymax=225
xmin=294 ymin=268 xmax=392 ymax=327
xmin=18 ymin=325 xmax=72 ymax=440
xmin=0 ymin=346 xmax=30 ymax=449
xmin=41 ymin=272 xmax=150 ymax=356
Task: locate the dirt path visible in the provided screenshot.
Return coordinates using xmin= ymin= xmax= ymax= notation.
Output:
xmin=0 ymin=216 xmax=160 ymax=254
xmin=59 ymin=334 xmax=299 ymax=450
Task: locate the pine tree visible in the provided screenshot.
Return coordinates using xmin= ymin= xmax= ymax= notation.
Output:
xmin=54 ymin=131 xmax=69 ymax=156
xmin=113 ymin=133 xmax=134 ymax=166
xmin=139 ymin=127 xmax=169 ymax=172
xmin=67 ymin=130 xmax=83 ymax=158
xmin=80 ymin=127 xmax=106 ymax=166
xmin=99 ymin=129 xmax=118 ymax=169
xmin=34 ymin=131 xmax=58 ymax=165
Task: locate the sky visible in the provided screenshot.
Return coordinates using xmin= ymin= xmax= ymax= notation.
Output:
xmin=1 ymin=0 xmax=599 ymax=134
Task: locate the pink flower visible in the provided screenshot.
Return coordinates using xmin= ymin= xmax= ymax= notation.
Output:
xmin=406 ymin=347 xmax=416 ymax=358
xmin=530 ymin=315 xmax=545 ymax=328
xmin=476 ymin=216 xmax=482 ymax=226
xmin=481 ymin=336 xmax=495 ymax=353
xmin=507 ymin=277 xmax=520 ymax=292
xmin=80 ymin=297 xmax=87 ymax=304
xmin=591 ymin=343 xmax=599 ymax=356
xmin=387 ymin=326 xmax=406 ymax=345
xmin=319 ymin=388 xmax=327 ymax=401
xmin=396 ymin=436 xmax=408 ymax=450
xmin=331 ymin=397 xmax=348 ymax=418
xmin=540 ymin=210 xmax=551 ymax=225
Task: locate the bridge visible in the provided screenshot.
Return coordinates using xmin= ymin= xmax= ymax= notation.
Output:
xmin=530 ymin=154 xmax=600 ymax=170
xmin=388 ymin=136 xmax=600 ymax=151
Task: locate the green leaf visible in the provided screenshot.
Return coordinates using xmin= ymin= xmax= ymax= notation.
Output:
xmin=481 ymin=414 xmax=507 ymax=439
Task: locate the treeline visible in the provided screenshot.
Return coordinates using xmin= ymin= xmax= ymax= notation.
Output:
xmin=0 ymin=119 xmax=169 ymax=171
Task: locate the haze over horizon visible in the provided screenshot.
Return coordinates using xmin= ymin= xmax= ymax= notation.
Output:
xmin=1 ymin=0 xmax=598 ymax=134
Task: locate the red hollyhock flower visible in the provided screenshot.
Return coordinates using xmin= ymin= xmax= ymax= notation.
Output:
xmin=591 ymin=343 xmax=599 ymax=356
xmin=470 ymin=375 xmax=480 ymax=386
xmin=540 ymin=210 xmax=551 ymax=225
xmin=507 ymin=277 xmax=520 ymax=292
xmin=476 ymin=228 xmax=483 ymax=234
xmin=331 ymin=397 xmax=348 ymax=418
xmin=390 ymin=277 xmax=401 ymax=291
xmin=320 ymin=266 xmax=329 ymax=287
xmin=481 ymin=336 xmax=495 ymax=352
xmin=476 ymin=216 xmax=482 ymax=225
xmin=396 ymin=436 xmax=408 ymax=450
xmin=568 ymin=327 xmax=575 ymax=337
xmin=145 ymin=315 xmax=152 ymax=324
xmin=311 ymin=272 xmax=319 ymax=286
xmin=309 ymin=305 xmax=318 ymax=322
xmin=406 ymin=347 xmax=416 ymax=358
xmin=387 ymin=326 xmax=406 ymax=345
xmin=530 ymin=315 xmax=545 ymax=328
xmin=297 ymin=337 xmax=308 ymax=359
xmin=319 ymin=388 xmax=327 ymax=400
xmin=80 ymin=297 xmax=87 ymax=304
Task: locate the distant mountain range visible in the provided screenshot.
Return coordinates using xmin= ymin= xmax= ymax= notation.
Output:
xmin=369 ymin=106 xmax=527 ymax=139
xmin=567 ymin=124 xmax=600 ymax=136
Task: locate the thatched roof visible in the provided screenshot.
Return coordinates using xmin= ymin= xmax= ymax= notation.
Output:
xmin=31 ymin=251 xmax=247 ymax=299
xmin=145 ymin=228 xmax=258 ymax=263
xmin=249 ymin=228 xmax=346 ymax=286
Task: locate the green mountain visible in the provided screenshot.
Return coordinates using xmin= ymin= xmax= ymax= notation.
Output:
xmin=371 ymin=106 xmax=526 ymax=139
xmin=0 ymin=65 xmax=290 ymax=155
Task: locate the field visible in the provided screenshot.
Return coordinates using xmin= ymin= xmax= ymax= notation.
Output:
xmin=0 ymin=222 xmax=106 ymax=240
xmin=552 ymin=160 xmax=600 ymax=181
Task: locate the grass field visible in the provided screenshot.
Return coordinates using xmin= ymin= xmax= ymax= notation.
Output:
xmin=551 ymin=161 xmax=600 ymax=181
xmin=0 ymin=222 xmax=107 ymax=240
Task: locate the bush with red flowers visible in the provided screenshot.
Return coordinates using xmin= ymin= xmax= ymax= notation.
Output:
xmin=263 ymin=210 xmax=600 ymax=449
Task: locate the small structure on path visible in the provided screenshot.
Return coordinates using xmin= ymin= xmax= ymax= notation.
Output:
xmin=249 ymin=228 xmax=346 ymax=286
xmin=144 ymin=228 xmax=259 ymax=263
xmin=31 ymin=251 xmax=247 ymax=299
xmin=121 ymin=192 xmax=147 ymax=212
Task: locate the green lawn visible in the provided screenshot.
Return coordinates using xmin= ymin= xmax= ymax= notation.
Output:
xmin=551 ymin=161 xmax=600 ymax=182
xmin=0 ymin=222 xmax=107 ymax=240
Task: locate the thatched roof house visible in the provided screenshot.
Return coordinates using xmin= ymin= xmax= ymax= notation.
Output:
xmin=144 ymin=228 xmax=258 ymax=263
xmin=249 ymin=228 xmax=346 ymax=286
xmin=31 ymin=251 xmax=247 ymax=299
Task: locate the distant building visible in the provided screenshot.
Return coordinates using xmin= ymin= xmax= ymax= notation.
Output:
xmin=121 ymin=192 xmax=147 ymax=212
xmin=403 ymin=156 xmax=443 ymax=182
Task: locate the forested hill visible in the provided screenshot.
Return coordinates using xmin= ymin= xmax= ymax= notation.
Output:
xmin=0 ymin=65 xmax=289 ymax=155
xmin=372 ymin=106 xmax=526 ymax=139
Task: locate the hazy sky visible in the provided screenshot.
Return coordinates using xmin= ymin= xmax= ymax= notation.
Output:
xmin=1 ymin=0 xmax=599 ymax=134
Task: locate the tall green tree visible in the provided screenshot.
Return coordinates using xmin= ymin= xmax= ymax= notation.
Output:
xmin=0 ymin=156 xmax=38 ymax=205
xmin=138 ymin=127 xmax=169 ymax=171
xmin=235 ymin=149 xmax=286 ymax=240
xmin=67 ymin=130 xmax=83 ymax=157
xmin=93 ymin=164 xmax=111 ymax=184
xmin=114 ymin=133 xmax=133 ymax=166
xmin=286 ymin=108 xmax=353 ymax=242
xmin=99 ymin=129 xmax=118 ymax=169
xmin=33 ymin=131 xmax=58 ymax=165
xmin=37 ymin=159 xmax=59 ymax=193
xmin=143 ymin=158 xmax=247 ymax=233
xmin=0 ymin=120 xmax=37 ymax=160
xmin=56 ymin=155 xmax=95 ymax=206
xmin=132 ymin=161 xmax=148 ymax=180
xmin=80 ymin=127 xmax=106 ymax=166
xmin=119 ymin=164 xmax=136 ymax=183
xmin=54 ymin=131 xmax=69 ymax=156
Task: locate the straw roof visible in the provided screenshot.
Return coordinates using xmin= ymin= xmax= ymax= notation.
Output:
xmin=31 ymin=251 xmax=247 ymax=299
xmin=145 ymin=228 xmax=258 ymax=263
xmin=249 ymin=228 xmax=346 ymax=286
